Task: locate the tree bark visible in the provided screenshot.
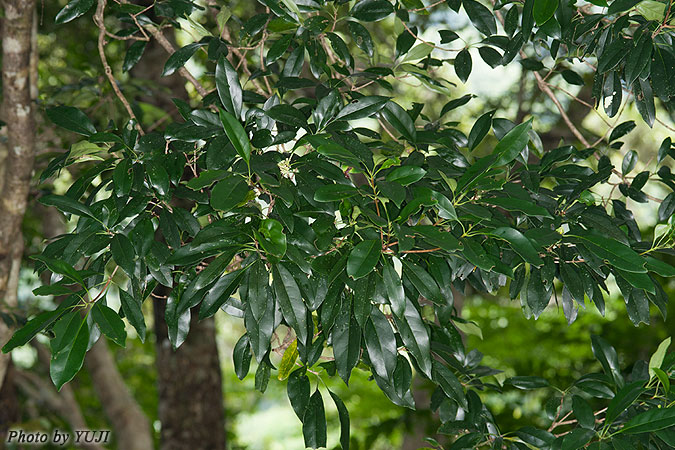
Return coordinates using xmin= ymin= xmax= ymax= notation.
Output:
xmin=0 ymin=0 xmax=37 ymax=388
xmin=0 ymin=0 xmax=37 ymax=395
xmin=85 ymin=340 xmax=155 ymax=450
xmin=154 ymin=292 xmax=226 ymax=450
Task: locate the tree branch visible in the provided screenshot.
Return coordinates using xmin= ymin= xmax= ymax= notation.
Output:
xmin=94 ymin=0 xmax=144 ymax=135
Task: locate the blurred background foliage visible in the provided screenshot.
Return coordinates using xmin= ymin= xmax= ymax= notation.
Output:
xmin=6 ymin=0 xmax=673 ymax=448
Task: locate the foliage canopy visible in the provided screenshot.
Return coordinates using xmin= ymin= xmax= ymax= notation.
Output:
xmin=4 ymin=0 xmax=675 ymax=448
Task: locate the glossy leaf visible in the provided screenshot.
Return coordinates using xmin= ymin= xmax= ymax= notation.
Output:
xmin=216 ymin=56 xmax=243 ymax=118
xmin=163 ymin=42 xmax=203 ymax=76
xmin=273 ymin=264 xmax=308 ymax=345
xmin=210 ymin=175 xmax=249 ymax=212
xmin=333 ymin=305 xmax=361 ymax=384
xmin=347 ymin=240 xmax=381 ymax=280
xmin=303 ymin=390 xmax=327 ymax=449
xmin=91 ymin=302 xmax=126 ymax=347
xmin=46 ymin=106 xmax=96 ymax=136
xmin=533 ymin=0 xmax=558 ymax=25
xmin=55 ymin=0 xmax=95 ymax=24
xmin=455 ymin=49 xmax=472 ymax=83
xmin=219 ymin=109 xmax=251 ymax=164
xmin=351 ymin=0 xmax=394 ymax=21
xmin=329 ymin=390 xmax=350 ymax=450
xmin=50 ymin=318 xmax=89 ymax=390
xmin=364 ymin=307 xmax=398 ymax=381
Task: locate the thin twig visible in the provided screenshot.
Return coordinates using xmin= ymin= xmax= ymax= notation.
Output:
xmin=94 ymin=0 xmax=144 ymax=135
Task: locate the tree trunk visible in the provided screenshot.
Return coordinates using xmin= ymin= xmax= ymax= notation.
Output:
xmin=154 ymin=292 xmax=226 ymax=450
xmin=0 ymin=0 xmax=37 ymax=403
xmin=85 ymin=340 xmax=155 ymax=450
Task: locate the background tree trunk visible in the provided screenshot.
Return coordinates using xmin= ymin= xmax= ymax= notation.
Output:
xmin=154 ymin=292 xmax=226 ymax=450
xmin=0 ymin=1 xmax=37 ymax=439
xmin=85 ymin=340 xmax=155 ymax=450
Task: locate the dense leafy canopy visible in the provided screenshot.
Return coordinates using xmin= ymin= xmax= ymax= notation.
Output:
xmin=4 ymin=0 xmax=675 ymax=448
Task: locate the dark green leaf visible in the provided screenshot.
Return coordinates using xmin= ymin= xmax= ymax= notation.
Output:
xmin=561 ymin=428 xmax=594 ymax=450
xmin=480 ymin=196 xmax=552 ymax=218
xmin=233 ymin=334 xmax=252 ymax=380
xmin=383 ymin=261 xmax=405 ymax=318
xmin=146 ymin=162 xmax=170 ymax=198
xmin=216 ymin=56 xmax=243 ymax=118
xmin=333 ymin=305 xmax=361 ymax=384
xmin=39 ymin=194 xmax=96 ymax=220
xmin=432 ymin=360 xmax=467 ymax=408
xmin=622 ymin=150 xmax=638 ymax=175
xmin=210 ymin=175 xmax=249 ymax=212
xmin=607 ymin=0 xmax=642 ymax=14
xmin=591 ymin=334 xmax=623 ymax=387
xmin=31 ymin=255 xmax=85 ymax=286
xmin=119 ymin=288 xmax=146 ymax=343
xmin=219 ymin=109 xmax=251 ymax=164
xmin=50 ymin=318 xmax=89 ymax=390
xmin=2 ymin=306 xmax=69 ymax=353
xmin=46 ymin=106 xmax=96 ymax=136
xmin=386 ymin=166 xmax=426 ymax=185
xmin=610 ymin=121 xmax=637 ymax=142
xmin=402 ymin=260 xmax=445 ymax=305
xmin=92 ymin=302 xmax=126 ymax=347
xmin=267 ymin=104 xmax=308 ymax=129
xmin=463 ymin=0 xmax=497 ymax=36
xmin=303 ymin=390 xmax=327 ymax=449
xmin=348 ymin=21 xmax=374 ymax=57
xmin=335 ymin=96 xmax=389 ymax=121
xmin=492 ymin=118 xmax=532 ymax=166
xmin=382 ymin=102 xmax=417 ymax=142
xmin=606 ymin=380 xmax=646 ymax=425
xmin=455 ymin=49 xmax=472 ymax=83
xmin=122 ymin=41 xmax=147 ymax=72
xmin=55 ymin=0 xmax=95 ymax=24
xmin=572 ymin=395 xmax=595 ymax=429
xmin=394 ymin=298 xmax=432 ymax=378
xmin=561 ymin=69 xmax=584 ymax=86
xmin=287 ymin=369 xmax=310 ymax=419
xmin=413 ymin=225 xmax=462 ymax=252
xmin=259 ymin=219 xmax=287 ymax=258
xmin=351 ymin=0 xmax=394 ymax=21
xmin=619 ymin=407 xmax=675 ymax=434
xmin=273 ymin=264 xmax=308 ymax=345
xmin=574 ymin=234 xmax=646 ymax=273
xmin=533 ymin=0 xmax=558 ymax=25
xmin=491 ymin=227 xmax=543 ymax=266
xmin=162 ymin=42 xmax=203 ymax=76
xmin=110 ymin=234 xmax=136 ymax=276
xmin=347 ymin=240 xmax=381 ymax=279
xmin=467 ymin=110 xmax=494 ymax=150
xmin=507 ymin=376 xmax=550 ymax=389
xmin=314 ymin=184 xmax=359 ymax=202
xmin=364 ymin=307 xmax=398 ymax=380
xmin=625 ymin=34 xmax=652 ymax=84
xmin=329 ymin=390 xmax=350 ymax=450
